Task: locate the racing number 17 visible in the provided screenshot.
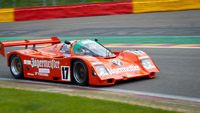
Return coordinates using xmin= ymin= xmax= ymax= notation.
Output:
xmin=61 ymin=66 xmax=70 ymax=81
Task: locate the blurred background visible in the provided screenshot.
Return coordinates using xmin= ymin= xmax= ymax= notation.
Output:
xmin=0 ymin=0 xmax=129 ymax=8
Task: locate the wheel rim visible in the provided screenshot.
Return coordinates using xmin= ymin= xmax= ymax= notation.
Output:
xmin=11 ymin=57 xmax=22 ymax=75
xmin=74 ymin=62 xmax=87 ymax=84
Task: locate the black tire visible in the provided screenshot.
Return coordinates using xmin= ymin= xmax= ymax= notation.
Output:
xmin=73 ymin=60 xmax=89 ymax=86
xmin=9 ymin=54 xmax=24 ymax=79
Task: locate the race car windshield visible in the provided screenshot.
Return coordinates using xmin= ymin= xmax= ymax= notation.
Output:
xmin=73 ymin=40 xmax=115 ymax=57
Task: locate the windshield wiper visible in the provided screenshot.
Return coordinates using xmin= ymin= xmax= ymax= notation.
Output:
xmin=104 ymin=49 xmax=116 ymax=59
xmin=104 ymin=56 xmax=116 ymax=59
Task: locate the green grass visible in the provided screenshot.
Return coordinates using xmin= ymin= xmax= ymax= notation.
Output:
xmin=0 ymin=0 xmax=128 ymax=9
xmin=0 ymin=87 xmax=180 ymax=113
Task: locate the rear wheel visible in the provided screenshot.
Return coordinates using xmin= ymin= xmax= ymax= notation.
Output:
xmin=73 ymin=60 xmax=88 ymax=86
xmin=10 ymin=54 xmax=23 ymax=79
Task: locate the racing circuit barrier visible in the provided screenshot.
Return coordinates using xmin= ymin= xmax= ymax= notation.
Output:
xmin=14 ymin=1 xmax=132 ymax=21
xmin=0 ymin=0 xmax=200 ymax=22
xmin=133 ymin=0 xmax=200 ymax=13
xmin=0 ymin=8 xmax=14 ymax=22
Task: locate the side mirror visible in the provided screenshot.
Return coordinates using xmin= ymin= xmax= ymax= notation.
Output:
xmin=95 ymin=39 xmax=98 ymax=42
xmin=0 ymin=43 xmax=2 ymax=51
xmin=64 ymin=40 xmax=71 ymax=45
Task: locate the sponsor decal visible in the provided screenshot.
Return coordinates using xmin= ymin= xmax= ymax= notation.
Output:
xmin=107 ymin=66 xmax=140 ymax=75
xmin=24 ymin=60 xmax=31 ymax=65
xmin=27 ymin=73 xmax=34 ymax=76
xmin=31 ymin=58 xmax=60 ymax=69
xmin=25 ymin=51 xmax=30 ymax=54
xmin=126 ymin=50 xmax=144 ymax=55
xmin=38 ymin=73 xmax=48 ymax=76
xmin=92 ymin=62 xmax=103 ymax=65
xmin=81 ymin=40 xmax=95 ymax=44
xmin=139 ymin=56 xmax=149 ymax=60
xmin=91 ymin=59 xmax=102 ymax=65
xmin=39 ymin=68 xmax=50 ymax=73
xmin=35 ymin=72 xmax=48 ymax=76
xmin=111 ymin=59 xmax=123 ymax=66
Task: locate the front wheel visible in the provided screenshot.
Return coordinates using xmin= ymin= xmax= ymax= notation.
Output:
xmin=73 ymin=60 xmax=89 ymax=86
xmin=10 ymin=54 xmax=24 ymax=79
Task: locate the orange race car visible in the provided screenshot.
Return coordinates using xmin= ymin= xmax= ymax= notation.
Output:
xmin=0 ymin=37 xmax=159 ymax=86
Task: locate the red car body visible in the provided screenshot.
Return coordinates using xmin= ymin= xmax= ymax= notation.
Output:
xmin=0 ymin=37 xmax=160 ymax=85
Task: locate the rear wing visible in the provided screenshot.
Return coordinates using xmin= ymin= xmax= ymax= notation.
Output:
xmin=0 ymin=37 xmax=61 ymax=57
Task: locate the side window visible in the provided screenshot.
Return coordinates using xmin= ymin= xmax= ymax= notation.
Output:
xmin=49 ymin=48 xmax=52 ymax=52
xmin=60 ymin=44 xmax=71 ymax=54
xmin=49 ymin=45 xmax=57 ymax=53
xmin=54 ymin=45 xmax=57 ymax=49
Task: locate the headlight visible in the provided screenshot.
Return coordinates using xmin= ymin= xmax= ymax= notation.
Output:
xmin=94 ymin=65 xmax=109 ymax=76
xmin=140 ymin=59 xmax=153 ymax=70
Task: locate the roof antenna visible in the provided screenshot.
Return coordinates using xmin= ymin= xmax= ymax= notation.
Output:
xmin=95 ymin=38 xmax=98 ymax=42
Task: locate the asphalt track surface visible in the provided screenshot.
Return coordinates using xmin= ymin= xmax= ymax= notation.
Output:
xmin=0 ymin=10 xmax=200 ymax=99
xmin=0 ymin=10 xmax=200 ymax=37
